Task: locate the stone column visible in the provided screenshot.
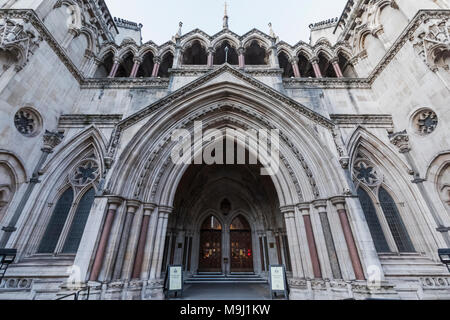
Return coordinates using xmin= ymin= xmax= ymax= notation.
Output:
xmin=151 ymin=57 xmax=161 ymax=77
xmin=132 ymin=204 xmax=156 ymax=279
xmin=108 ymin=58 xmax=121 ymax=78
xmin=149 ymin=206 xmax=172 ymax=280
xmin=313 ymin=200 xmax=342 ymax=279
xmin=62 ymin=28 xmax=79 ymax=49
xmin=330 ymin=197 xmax=365 ymax=280
xmin=310 ymin=58 xmax=323 ymax=78
xmin=280 ymin=206 xmax=304 ymax=279
xmin=290 ymin=57 xmax=301 ymax=78
xmin=374 ymin=27 xmax=391 ymax=50
xmin=112 ymin=201 xmax=140 ymax=280
xmin=90 ymin=197 xmax=123 ymax=281
xmin=140 ymin=204 xmax=159 ymax=280
xmin=298 ymin=203 xmax=322 ymax=279
xmin=330 ymin=57 xmax=344 ymax=78
xmin=238 ymin=47 xmax=245 ymax=69
xmin=129 ymin=58 xmax=142 ymax=78
xmin=207 ymin=48 xmax=215 ymax=67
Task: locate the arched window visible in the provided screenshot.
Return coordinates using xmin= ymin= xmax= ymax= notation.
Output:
xmin=297 ymin=53 xmax=315 ymax=78
xmin=136 ymin=51 xmax=154 ymax=78
xmin=244 ymin=41 xmax=267 ymax=65
xmin=183 ymin=41 xmax=207 ymax=65
xmin=379 ymin=187 xmax=415 ymax=253
xmin=38 ymin=186 xmax=96 ymax=254
xmin=158 ymin=52 xmax=174 ymax=78
xmin=38 ymin=188 xmax=74 ymax=253
xmin=94 ymin=52 xmax=114 ymax=78
xmin=115 ymin=52 xmax=134 ymax=78
xmin=214 ymin=41 xmax=238 ymax=65
xmin=62 ymin=188 xmax=96 ymax=253
xmin=278 ymin=52 xmax=294 ymax=78
xmin=357 ymin=188 xmax=390 ymax=253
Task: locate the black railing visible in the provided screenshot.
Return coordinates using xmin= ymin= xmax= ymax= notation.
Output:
xmin=56 ymin=287 xmax=90 ymax=301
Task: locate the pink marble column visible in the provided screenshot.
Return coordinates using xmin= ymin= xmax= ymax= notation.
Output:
xmin=331 ymin=197 xmax=365 ymax=281
xmin=299 ymin=204 xmax=322 ymax=279
xmin=331 ymin=58 xmax=344 ymax=78
xmin=129 ymin=59 xmax=142 ymax=78
xmin=310 ymin=58 xmax=322 ymax=78
xmin=238 ymin=47 xmax=245 ymax=69
xmin=90 ymin=198 xmax=122 ymax=281
xmin=108 ymin=59 xmax=121 ymax=78
xmin=151 ymin=57 xmax=161 ymax=77
xmin=290 ymin=57 xmax=301 ymax=78
xmin=131 ymin=205 xmax=155 ymax=279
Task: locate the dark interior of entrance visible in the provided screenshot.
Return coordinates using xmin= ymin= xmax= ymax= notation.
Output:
xmin=164 ymin=157 xmax=290 ymax=277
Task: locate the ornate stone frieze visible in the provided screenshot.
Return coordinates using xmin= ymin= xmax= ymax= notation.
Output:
xmin=410 ymin=17 xmax=450 ymax=71
xmin=0 ymin=17 xmax=41 ymax=71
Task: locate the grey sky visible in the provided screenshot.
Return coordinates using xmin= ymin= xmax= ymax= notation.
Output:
xmin=105 ymin=0 xmax=348 ymax=45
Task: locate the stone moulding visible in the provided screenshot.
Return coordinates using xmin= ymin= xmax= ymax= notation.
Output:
xmin=330 ymin=114 xmax=394 ymax=128
xmin=58 ymin=115 xmax=124 ymax=127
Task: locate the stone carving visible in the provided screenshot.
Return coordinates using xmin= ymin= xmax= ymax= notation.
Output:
xmin=70 ymin=159 xmax=100 ymax=187
xmin=411 ymin=18 xmax=449 ymax=71
xmin=14 ymin=107 xmax=41 ymax=137
xmin=0 ymin=18 xmax=41 ymax=71
xmin=413 ymin=109 xmax=438 ymax=135
xmin=389 ymin=130 xmax=411 ymax=153
xmin=353 ymin=155 xmax=382 ymax=187
xmin=42 ymin=130 xmax=64 ymax=153
xmin=0 ymin=278 xmax=33 ymax=290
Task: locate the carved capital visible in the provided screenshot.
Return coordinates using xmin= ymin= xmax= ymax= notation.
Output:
xmin=42 ymin=130 xmax=64 ymax=153
xmin=389 ymin=130 xmax=411 ymax=154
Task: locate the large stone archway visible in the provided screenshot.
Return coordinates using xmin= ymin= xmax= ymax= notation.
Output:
xmin=163 ymin=161 xmax=288 ymax=278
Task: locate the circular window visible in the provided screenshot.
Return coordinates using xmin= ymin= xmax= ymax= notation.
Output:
xmin=412 ymin=109 xmax=438 ymax=135
xmin=14 ymin=107 xmax=42 ymax=137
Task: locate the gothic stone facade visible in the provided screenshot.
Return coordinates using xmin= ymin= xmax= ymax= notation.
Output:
xmin=0 ymin=0 xmax=449 ymax=300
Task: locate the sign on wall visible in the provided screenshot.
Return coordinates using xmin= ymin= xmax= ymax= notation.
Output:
xmin=269 ymin=265 xmax=288 ymax=300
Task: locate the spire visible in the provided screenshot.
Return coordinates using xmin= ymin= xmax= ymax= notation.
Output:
xmin=223 ymin=1 xmax=229 ymax=29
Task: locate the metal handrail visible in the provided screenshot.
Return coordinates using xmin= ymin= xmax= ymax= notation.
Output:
xmin=56 ymin=287 xmax=90 ymax=301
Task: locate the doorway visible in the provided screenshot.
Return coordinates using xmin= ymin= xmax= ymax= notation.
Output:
xmin=198 ymin=215 xmax=222 ymax=272
xmin=230 ymin=215 xmax=254 ymax=272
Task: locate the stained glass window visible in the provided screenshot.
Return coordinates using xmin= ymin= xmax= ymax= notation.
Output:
xmin=379 ymin=187 xmax=415 ymax=253
xmin=62 ymin=188 xmax=95 ymax=253
xmin=37 ymin=188 xmax=74 ymax=254
xmin=357 ymin=188 xmax=391 ymax=253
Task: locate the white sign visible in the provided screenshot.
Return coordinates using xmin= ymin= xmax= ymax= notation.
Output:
xmin=169 ymin=266 xmax=183 ymax=291
xmin=270 ymin=266 xmax=285 ymax=291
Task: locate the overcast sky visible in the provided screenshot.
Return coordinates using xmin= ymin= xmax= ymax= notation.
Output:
xmin=104 ymin=0 xmax=348 ymax=45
